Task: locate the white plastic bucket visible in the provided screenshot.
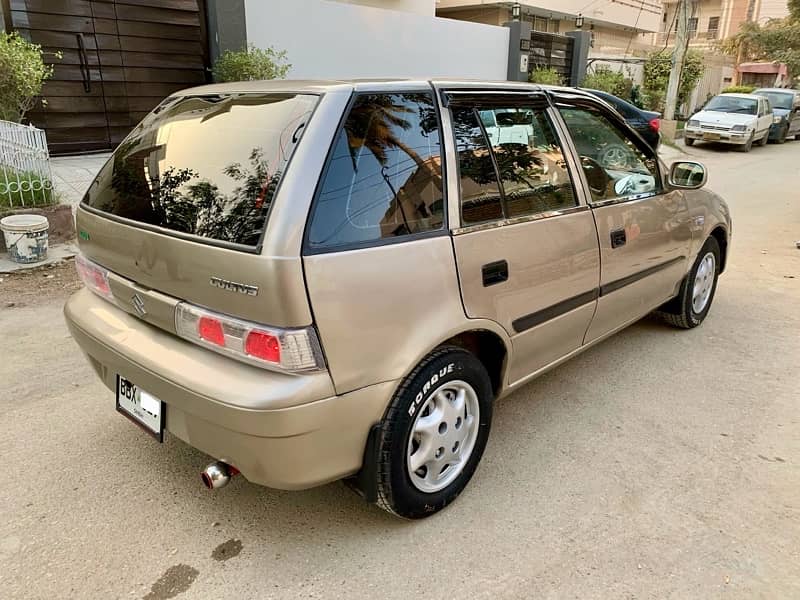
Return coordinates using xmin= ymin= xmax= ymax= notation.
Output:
xmin=1 ymin=214 xmax=49 ymax=264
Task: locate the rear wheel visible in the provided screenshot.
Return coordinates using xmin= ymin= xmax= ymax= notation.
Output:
xmin=656 ymin=236 xmax=721 ymax=329
xmin=758 ymin=131 xmax=769 ymax=146
xmin=375 ymin=347 xmax=493 ymax=519
xmin=795 ymin=133 xmax=800 ymax=141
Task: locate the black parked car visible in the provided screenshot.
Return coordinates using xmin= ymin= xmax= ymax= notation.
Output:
xmin=583 ymin=89 xmax=661 ymax=149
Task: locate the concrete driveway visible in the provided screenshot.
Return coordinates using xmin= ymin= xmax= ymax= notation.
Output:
xmin=1 ymin=140 xmax=798 ymax=599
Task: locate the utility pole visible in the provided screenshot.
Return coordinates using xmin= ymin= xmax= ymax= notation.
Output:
xmin=664 ymin=0 xmax=690 ymax=121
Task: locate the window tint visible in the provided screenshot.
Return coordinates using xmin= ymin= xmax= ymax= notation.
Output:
xmin=307 ymin=92 xmax=444 ymax=250
xmin=83 ymin=93 xmax=317 ymax=247
xmin=453 ymin=105 xmax=577 ymax=224
xmin=559 ymin=105 xmax=661 ymax=203
xmin=452 ymin=108 xmax=504 ymax=224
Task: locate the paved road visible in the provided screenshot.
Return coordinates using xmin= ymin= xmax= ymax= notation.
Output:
xmin=1 ymin=140 xmax=799 ymax=599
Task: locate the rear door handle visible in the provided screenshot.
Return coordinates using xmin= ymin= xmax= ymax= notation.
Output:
xmin=482 ymin=260 xmax=508 ymax=287
xmin=610 ymin=228 xmax=626 ymax=248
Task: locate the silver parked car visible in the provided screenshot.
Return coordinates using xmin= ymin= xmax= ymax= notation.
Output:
xmin=65 ymin=79 xmax=731 ymax=518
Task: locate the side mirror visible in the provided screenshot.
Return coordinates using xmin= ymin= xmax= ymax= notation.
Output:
xmin=669 ymin=161 xmax=707 ymax=190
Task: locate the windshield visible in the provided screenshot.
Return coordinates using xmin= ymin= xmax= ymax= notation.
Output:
xmin=756 ymin=91 xmax=793 ymax=110
xmin=704 ymin=96 xmax=757 ymax=115
xmin=83 ymin=93 xmax=318 ymax=248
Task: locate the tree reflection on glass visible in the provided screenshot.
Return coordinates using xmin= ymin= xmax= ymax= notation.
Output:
xmin=107 ymin=146 xmax=280 ymax=247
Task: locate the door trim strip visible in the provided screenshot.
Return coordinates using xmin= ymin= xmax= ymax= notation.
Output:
xmin=599 ymin=256 xmax=685 ymax=296
xmin=512 ymin=288 xmax=599 ymax=333
xmin=511 ymin=255 xmax=686 ymax=334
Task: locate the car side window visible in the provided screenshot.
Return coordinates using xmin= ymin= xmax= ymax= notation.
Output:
xmin=452 ymin=104 xmax=577 ymax=225
xmin=307 ymin=92 xmax=444 ymax=250
xmin=558 ymin=104 xmax=661 ymax=203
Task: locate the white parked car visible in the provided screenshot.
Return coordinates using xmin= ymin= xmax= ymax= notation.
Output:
xmin=684 ymin=93 xmax=776 ymax=152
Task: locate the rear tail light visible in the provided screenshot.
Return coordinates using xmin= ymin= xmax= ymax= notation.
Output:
xmin=175 ymin=303 xmax=325 ymax=373
xmin=649 ymin=117 xmax=660 ymax=132
xmin=75 ymin=254 xmax=114 ymax=302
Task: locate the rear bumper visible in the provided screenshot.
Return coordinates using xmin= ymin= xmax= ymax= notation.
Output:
xmin=64 ymin=289 xmax=394 ymax=490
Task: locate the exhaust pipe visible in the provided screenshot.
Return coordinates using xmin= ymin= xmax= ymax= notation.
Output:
xmin=201 ymin=461 xmax=239 ymax=490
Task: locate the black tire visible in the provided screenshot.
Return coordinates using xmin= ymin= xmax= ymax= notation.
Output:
xmin=375 ymin=346 xmax=493 ymax=519
xmin=795 ymin=133 xmax=800 ymax=141
xmin=738 ymin=136 xmax=753 ymax=152
xmin=684 ymin=137 xmax=695 ymax=146
xmin=758 ymin=132 xmax=769 ymax=146
xmin=656 ymin=236 xmax=721 ymax=329
xmin=777 ymin=125 xmax=788 ymax=144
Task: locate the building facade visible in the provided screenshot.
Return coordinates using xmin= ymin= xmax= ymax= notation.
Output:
xmin=436 ymin=0 xmax=664 ymax=57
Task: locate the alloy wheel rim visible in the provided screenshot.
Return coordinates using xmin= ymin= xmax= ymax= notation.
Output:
xmin=407 ymin=380 xmax=480 ymax=493
xmin=692 ymin=251 xmax=716 ymax=313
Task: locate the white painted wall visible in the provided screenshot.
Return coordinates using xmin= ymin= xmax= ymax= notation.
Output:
xmin=244 ymin=0 xmax=510 ymax=80
xmin=328 ymin=0 xmax=435 ymax=16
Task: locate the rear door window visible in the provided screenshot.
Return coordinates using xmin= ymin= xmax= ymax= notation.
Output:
xmin=307 ymin=91 xmax=445 ymax=251
xmin=82 ymin=93 xmax=317 ymax=248
xmin=452 ymin=103 xmax=578 ymax=225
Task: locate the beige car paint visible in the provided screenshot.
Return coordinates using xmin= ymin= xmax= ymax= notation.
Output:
xmin=584 ymin=190 xmax=693 ymax=342
xmin=64 ymin=79 xmax=732 ymax=492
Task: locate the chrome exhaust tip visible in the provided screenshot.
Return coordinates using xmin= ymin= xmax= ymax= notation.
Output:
xmin=201 ymin=461 xmax=236 ymax=490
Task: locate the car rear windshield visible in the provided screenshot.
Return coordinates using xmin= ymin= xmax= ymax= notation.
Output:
xmin=705 ymin=96 xmax=757 ymax=115
xmin=756 ymin=91 xmax=793 ymax=110
xmin=82 ymin=93 xmax=318 ymax=248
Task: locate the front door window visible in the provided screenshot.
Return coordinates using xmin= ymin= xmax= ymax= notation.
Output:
xmin=558 ymin=105 xmax=661 ymax=203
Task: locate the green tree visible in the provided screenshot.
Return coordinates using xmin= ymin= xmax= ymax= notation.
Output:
xmin=582 ymin=67 xmax=630 ymax=97
xmin=642 ymin=50 xmax=704 ymax=113
xmin=0 ymin=32 xmax=56 ymax=122
xmin=720 ymin=18 xmax=800 ymax=80
xmin=529 ymin=67 xmax=562 ymax=85
xmin=212 ymin=44 xmax=291 ymax=82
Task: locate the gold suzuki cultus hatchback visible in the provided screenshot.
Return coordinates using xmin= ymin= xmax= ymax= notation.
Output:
xmin=65 ymin=79 xmax=731 ymax=518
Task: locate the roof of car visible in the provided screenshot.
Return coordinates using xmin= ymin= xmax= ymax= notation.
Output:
xmin=753 ymin=87 xmax=798 ymax=94
xmin=172 ymin=78 xmax=600 ymax=98
xmin=719 ymin=93 xmax=763 ymax=99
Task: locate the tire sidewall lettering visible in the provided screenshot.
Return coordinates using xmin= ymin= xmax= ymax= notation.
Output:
xmin=408 ymin=363 xmax=455 ymax=417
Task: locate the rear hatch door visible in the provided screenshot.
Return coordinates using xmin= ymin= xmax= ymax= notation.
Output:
xmin=77 ymin=91 xmax=319 ymax=330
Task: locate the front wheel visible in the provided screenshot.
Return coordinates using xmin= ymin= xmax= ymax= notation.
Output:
xmin=685 ymin=137 xmax=695 ymax=146
xmin=656 ymin=236 xmax=721 ymax=329
xmin=375 ymin=347 xmax=493 ymax=519
xmin=777 ymin=125 xmax=788 ymax=144
xmin=738 ymin=135 xmax=753 ymax=152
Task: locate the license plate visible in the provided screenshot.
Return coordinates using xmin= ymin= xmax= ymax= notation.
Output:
xmin=116 ymin=376 xmax=165 ymax=442
xmin=703 ymin=132 xmax=721 ymax=140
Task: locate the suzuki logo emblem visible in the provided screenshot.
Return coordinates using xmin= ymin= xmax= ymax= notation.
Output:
xmin=131 ymin=293 xmax=147 ymax=317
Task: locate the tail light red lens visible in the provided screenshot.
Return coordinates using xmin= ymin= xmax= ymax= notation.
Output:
xmin=245 ymin=330 xmax=281 ymax=363
xmin=175 ymin=303 xmax=324 ymax=373
xmin=198 ymin=316 xmax=225 ymax=346
xmin=75 ymin=254 xmax=114 ymax=301
xmin=649 ymin=117 xmax=660 ymax=132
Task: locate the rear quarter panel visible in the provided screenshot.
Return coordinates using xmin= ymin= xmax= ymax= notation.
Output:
xmin=303 ymin=236 xmax=511 ymax=395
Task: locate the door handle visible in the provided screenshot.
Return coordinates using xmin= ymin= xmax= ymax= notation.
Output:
xmin=610 ymin=228 xmax=626 ymax=248
xmin=482 ymin=260 xmax=508 ymax=287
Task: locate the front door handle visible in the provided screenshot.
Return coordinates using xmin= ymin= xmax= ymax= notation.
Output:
xmin=610 ymin=228 xmax=626 ymax=248
xmin=482 ymin=260 xmax=508 ymax=287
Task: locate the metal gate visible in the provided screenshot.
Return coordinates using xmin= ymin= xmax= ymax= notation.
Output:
xmin=528 ymin=31 xmax=574 ymax=83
